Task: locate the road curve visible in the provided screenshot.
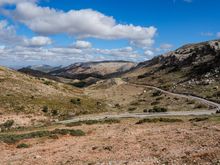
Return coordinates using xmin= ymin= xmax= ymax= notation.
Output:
xmin=130 ymin=83 xmax=220 ymax=110
xmin=58 ymin=82 xmax=220 ymax=124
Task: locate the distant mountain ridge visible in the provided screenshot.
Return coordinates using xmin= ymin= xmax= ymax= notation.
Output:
xmin=26 ymin=65 xmax=62 ymax=73
xmin=50 ymin=60 xmax=136 ymax=80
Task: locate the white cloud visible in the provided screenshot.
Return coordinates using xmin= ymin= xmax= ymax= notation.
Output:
xmin=24 ymin=36 xmax=52 ymax=47
xmin=160 ymin=43 xmax=173 ymax=50
xmin=0 ymin=45 xmax=141 ymax=66
xmin=217 ymin=32 xmax=220 ymax=38
xmin=73 ymin=40 xmax=92 ymax=49
xmin=144 ymin=50 xmax=154 ymax=56
xmin=3 ymin=1 xmax=156 ymax=48
xmin=0 ymin=20 xmax=24 ymax=45
xmin=0 ymin=0 xmax=36 ymax=6
xmin=0 ymin=20 xmax=52 ymax=47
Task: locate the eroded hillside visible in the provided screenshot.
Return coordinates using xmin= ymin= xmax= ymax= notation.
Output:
xmin=124 ymin=40 xmax=220 ymax=103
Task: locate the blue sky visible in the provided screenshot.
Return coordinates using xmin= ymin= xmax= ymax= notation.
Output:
xmin=0 ymin=0 xmax=219 ymax=67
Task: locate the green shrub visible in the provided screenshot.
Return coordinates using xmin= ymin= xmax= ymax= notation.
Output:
xmin=16 ymin=143 xmax=30 ymax=149
xmin=51 ymin=109 xmax=59 ymax=116
xmin=148 ymin=106 xmax=167 ymax=113
xmin=70 ymin=98 xmax=81 ymax=105
xmin=69 ymin=129 xmax=85 ymax=136
xmin=42 ymin=106 xmax=48 ymax=113
xmin=65 ymin=118 xmax=120 ymax=127
xmin=0 ymin=129 xmax=85 ymax=144
xmin=128 ymin=107 xmax=137 ymax=112
xmin=66 ymin=122 xmax=82 ymax=127
xmin=136 ymin=118 xmax=183 ymax=124
xmin=143 ymin=109 xmax=148 ymax=113
xmin=43 ymin=81 xmax=53 ymax=85
xmin=152 ymin=90 xmax=162 ymax=97
xmin=2 ymin=120 xmax=14 ymax=129
xmin=189 ymin=117 xmax=209 ymax=122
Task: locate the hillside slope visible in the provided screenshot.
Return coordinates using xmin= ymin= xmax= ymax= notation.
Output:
xmin=124 ymin=40 xmax=220 ymax=102
xmin=0 ymin=66 xmax=105 ymax=117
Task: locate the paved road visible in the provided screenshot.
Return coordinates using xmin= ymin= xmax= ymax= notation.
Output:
xmin=58 ymin=110 xmax=217 ymax=124
xmin=58 ymin=82 xmax=220 ymax=124
xmin=131 ymin=83 xmax=220 ymax=110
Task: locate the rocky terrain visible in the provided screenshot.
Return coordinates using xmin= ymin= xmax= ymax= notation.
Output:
xmin=125 ymin=40 xmax=220 ymax=103
xmin=0 ymin=117 xmax=220 ymax=165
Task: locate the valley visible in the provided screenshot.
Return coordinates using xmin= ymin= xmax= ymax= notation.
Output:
xmin=0 ymin=40 xmax=220 ymax=165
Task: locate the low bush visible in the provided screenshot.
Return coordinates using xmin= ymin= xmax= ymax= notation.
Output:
xmin=70 ymin=98 xmax=81 ymax=105
xmin=145 ymin=106 xmax=168 ymax=113
xmin=194 ymin=103 xmax=208 ymax=109
xmin=66 ymin=118 xmax=120 ymax=127
xmin=43 ymin=81 xmax=53 ymax=85
xmin=128 ymin=107 xmax=137 ymax=112
xmin=16 ymin=143 xmax=30 ymax=149
xmin=189 ymin=117 xmax=209 ymax=122
xmin=152 ymin=90 xmax=162 ymax=97
xmin=136 ymin=118 xmax=183 ymax=124
xmin=1 ymin=120 xmax=14 ymax=129
xmin=0 ymin=129 xmax=85 ymax=144
xmin=51 ymin=109 xmax=59 ymax=116
xmin=42 ymin=106 xmax=48 ymax=113
xmin=69 ymin=129 xmax=85 ymax=136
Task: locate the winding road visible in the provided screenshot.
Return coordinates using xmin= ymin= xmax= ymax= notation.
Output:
xmin=131 ymin=83 xmax=220 ymax=110
xmin=58 ymin=82 xmax=220 ymax=124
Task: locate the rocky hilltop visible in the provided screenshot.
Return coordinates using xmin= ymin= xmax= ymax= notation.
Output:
xmin=125 ymin=40 xmax=220 ymax=102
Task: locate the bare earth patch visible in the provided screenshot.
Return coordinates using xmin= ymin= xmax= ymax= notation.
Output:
xmin=0 ymin=119 xmax=220 ymax=165
xmin=0 ymin=114 xmax=48 ymax=128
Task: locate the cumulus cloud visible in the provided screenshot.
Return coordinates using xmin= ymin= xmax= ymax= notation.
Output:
xmin=0 ymin=19 xmax=52 ymax=47
xmin=24 ymin=36 xmax=52 ymax=47
xmin=0 ymin=45 xmax=141 ymax=66
xmin=2 ymin=1 xmax=156 ymax=48
xmin=73 ymin=40 xmax=92 ymax=49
